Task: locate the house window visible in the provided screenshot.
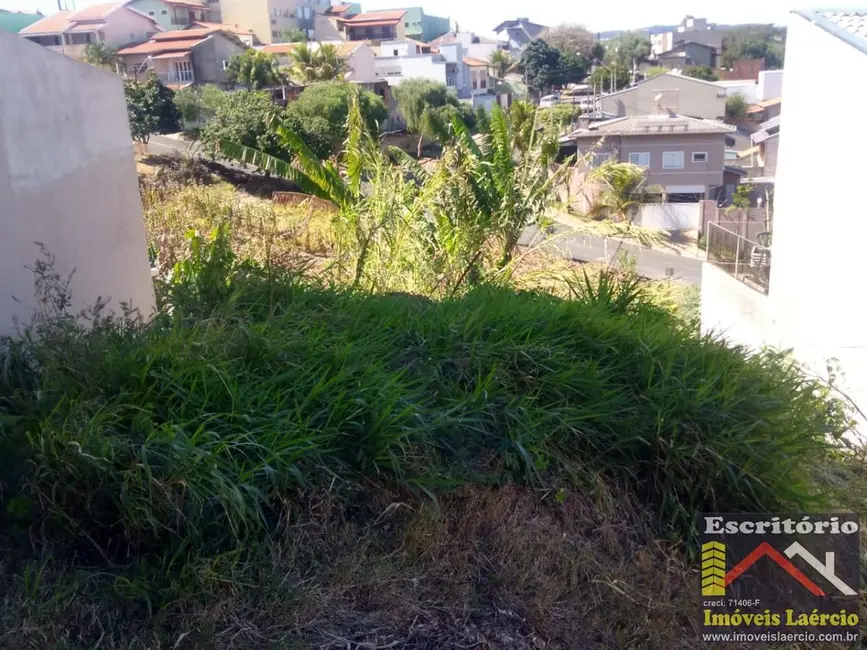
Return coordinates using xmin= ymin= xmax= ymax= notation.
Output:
xmin=629 ymin=152 xmax=650 ymax=167
xmin=161 ymin=9 xmax=167 ymax=13
xmin=480 ymin=75 xmax=486 ymax=89
xmin=393 ymin=49 xmax=398 ymax=56
xmin=272 ymin=29 xmax=279 ymax=38
xmin=662 ymin=151 xmax=685 ymax=169
xmin=692 ymin=152 xmax=708 ymax=163
xmin=591 ymin=152 xmax=612 ymax=168
xmin=222 ymin=60 xmax=230 ymax=70
xmin=148 ymin=10 xmax=154 ymax=15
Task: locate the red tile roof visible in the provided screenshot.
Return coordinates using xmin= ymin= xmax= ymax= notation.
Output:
xmin=18 ymin=10 xmax=73 ymax=34
xmin=68 ymin=2 xmax=120 ymax=21
xmin=163 ymin=0 xmax=207 ymax=7
xmin=340 ymin=10 xmax=406 ymax=25
xmin=118 ymin=37 xmax=202 ymax=55
xmin=260 ymin=42 xmax=300 ymax=54
xmin=192 ymin=21 xmax=254 ymax=36
xmin=327 ymin=3 xmax=353 ymax=14
xmin=462 ymin=57 xmax=489 ymax=67
xmin=152 ymin=27 xmax=214 ymax=40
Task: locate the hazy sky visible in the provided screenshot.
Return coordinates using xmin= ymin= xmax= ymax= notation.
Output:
xmin=4 ymin=0 xmax=866 ymax=34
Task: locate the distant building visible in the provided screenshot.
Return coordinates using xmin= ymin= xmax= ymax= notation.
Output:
xmin=559 ymin=113 xmax=735 ymax=202
xmin=219 ymin=0 xmax=342 ymax=44
xmin=600 ymin=72 xmax=727 ymax=120
xmin=117 ymin=26 xmax=248 ymax=88
xmin=492 ymin=17 xmax=545 ymax=58
xmin=383 ymin=6 xmax=449 ymax=42
xmin=339 ymin=10 xmax=407 ymax=42
xmin=125 ymin=0 xmax=208 ymax=32
xmin=431 ymin=30 xmax=505 ymax=62
xmin=655 ymin=41 xmax=718 ymax=71
xmin=261 ymin=40 xmax=378 ymax=83
xmin=0 ymin=9 xmax=43 ymax=34
xmin=651 ymin=16 xmax=723 ymax=58
xmin=19 ymin=3 xmax=162 ymax=60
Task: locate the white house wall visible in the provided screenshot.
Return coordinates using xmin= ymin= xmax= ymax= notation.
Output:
xmin=103 ymin=7 xmax=161 ymax=47
xmin=0 ymin=34 xmax=155 ymax=335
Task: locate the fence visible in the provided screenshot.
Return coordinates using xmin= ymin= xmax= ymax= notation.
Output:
xmin=706 ymin=222 xmax=771 ymax=294
xmin=634 ymin=203 xmax=701 ymax=231
xmin=700 ymin=202 xmax=772 ymax=241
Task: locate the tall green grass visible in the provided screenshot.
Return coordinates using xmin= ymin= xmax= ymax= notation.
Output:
xmin=0 ymin=231 xmax=849 ymax=566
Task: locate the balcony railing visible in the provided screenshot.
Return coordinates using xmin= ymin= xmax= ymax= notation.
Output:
xmin=154 ymin=69 xmax=195 ymax=84
xmin=706 ymin=222 xmax=771 ymax=294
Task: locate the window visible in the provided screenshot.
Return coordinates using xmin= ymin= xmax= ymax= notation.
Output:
xmin=161 ymin=9 xmax=167 ymax=13
xmin=629 ymin=152 xmax=650 ymax=167
xmin=692 ymin=152 xmax=708 ymax=163
xmin=591 ymin=152 xmax=612 ymax=168
xmin=272 ymin=29 xmax=279 ymax=37
xmin=393 ymin=48 xmax=398 ymax=56
xmin=662 ymin=151 xmax=684 ymax=169
xmin=222 ymin=60 xmax=230 ymax=70
xmin=148 ymin=10 xmax=154 ymax=15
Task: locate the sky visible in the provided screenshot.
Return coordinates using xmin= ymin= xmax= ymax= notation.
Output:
xmin=4 ymin=0 xmax=867 ymax=35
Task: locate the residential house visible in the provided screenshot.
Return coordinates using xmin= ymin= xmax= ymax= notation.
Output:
xmin=431 ymin=30 xmax=505 ymax=63
xmin=559 ymin=114 xmax=736 ymax=202
xmin=190 ymin=21 xmax=256 ymax=45
xmin=745 ymin=97 xmax=782 ymax=122
xmin=651 ymin=15 xmax=723 ymax=58
xmin=0 ymin=9 xmax=43 ymax=33
xmin=738 ymin=115 xmax=779 ymax=190
xmin=125 ymin=0 xmax=208 ymax=32
xmin=374 ymin=39 xmax=472 ymax=99
xmin=218 ymin=0 xmax=336 ymax=45
xmin=492 ymin=17 xmax=545 ymax=58
xmin=383 ymin=6 xmax=449 ymax=42
xmin=19 ymin=3 xmax=161 ymax=60
xmin=117 ymin=26 xmax=248 ymax=88
xmin=599 ymin=72 xmax=727 ymax=120
xmin=701 ymin=9 xmax=867 ymax=430
xmin=0 ymin=32 xmax=154 ymax=335
xmin=463 ymin=57 xmax=497 ymax=109
xmin=261 ymin=40 xmax=377 ymax=83
xmin=339 ymin=10 xmax=407 ymax=42
xmin=655 ymin=41 xmax=717 ymax=71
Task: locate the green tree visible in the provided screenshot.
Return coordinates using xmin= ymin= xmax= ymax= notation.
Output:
xmin=721 ymin=25 xmax=786 ymax=70
xmin=518 ymin=38 xmax=565 ymax=94
xmin=174 ymin=84 xmax=228 ymax=125
xmin=84 ymin=41 xmax=117 ymax=69
xmin=124 ymin=72 xmax=180 ymax=143
xmin=684 ymin=65 xmax=719 ymax=81
xmin=488 ymin=49 xmax=515 ymax=79
xmin=725 ymin=93 xmax=748 ymax=120
xmin=605 ymin=33 xmax=652 ymax=67
xmin=287 ymin=42 xmax=347 ymax=83
xmin=286 ymin=82 xmax=387 ymax=154
xmin=588 ymin=64 xmax=630 ymax=92
xmin=200 ymin=90 xmax=286 ymax=158
xmin=282 ymin=28 xmax=307 ymax=42
xmin=392 ymin=78 xmax=470 ymax=157
xmin=731 ymin=183 xmax=752 ymax=208
xmin=226 ymin=50 xmax=285 ymax=90
xmin=541 ymin=23 xmax=597 ymax=57
xmin=588 ymin=161 xmax=656 ymax=222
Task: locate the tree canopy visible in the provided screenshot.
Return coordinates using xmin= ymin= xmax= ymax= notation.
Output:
xmin=392 ymin=78 xmax=475 ymax=156
xmin=488 ymin=49 xmax=515 ymax=79
xmin=588 ymin=63 xmax=631 ymax=93
xmin=123 ymin=72 xmax=180 ymax=143
xmin=282 ymin=28 xmax=307 ymax=43
xmin=226 ymin=50 xmax=285 ymax=90
xmin=541 ymin=23 xmax=597 ymax=58
xmin=721 ymin=25 xmax=786 ymax=70
xmin=684 ymin=65 xmax=719 ymax=81
xmin=725 ymin=93 xmax=748 ymax=120
xmin=173 ymin=84 xmax=227 ymax=126
xmin=518 ymin=39 xmax=586 ymax=94
xmin=604 ymin=33 xmax=652 ymax=67
xmin=200 ymin=90 xmax=287 ymax=158
xmin=84 ymin=41 xmax=117 ymax=69
xmin=288 ymin=43 xmax=348 ymax=83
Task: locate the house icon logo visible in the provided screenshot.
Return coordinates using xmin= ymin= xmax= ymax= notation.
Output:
xmin=699 ymin=514 xmax=860 ymax=641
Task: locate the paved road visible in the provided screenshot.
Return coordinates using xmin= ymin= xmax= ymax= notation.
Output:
xmin=520 ymin=223 xmax=704 ymax=285
xmin=145 ymin=136 xmax=704 ymax=285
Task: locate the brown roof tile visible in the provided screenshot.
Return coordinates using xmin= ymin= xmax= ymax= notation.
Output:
xmin=18 ymin=10 xmax=73 ymax=34
xmin=340 ymin=10 xmax=406 ymax=25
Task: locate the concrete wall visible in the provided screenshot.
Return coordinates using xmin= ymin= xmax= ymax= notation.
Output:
xmin=220 ymin=0 xmax=271 ymax=44
xmin=192 ymin=33 xmax=248 ymax=85
xmin=0 ymin=33 xmax=155 ymax=334
xmin=757 ymin=69 xmax=784 ymax=101
xmin=600 ymin=73 xmax=726 ymax=120
xmin=765 ymin=12 xmax=867 ymax=418
xmin=717 ymin=81 xmax=758 ymax=105
xmin=635 ymin=202 xmax=701 ymax=230
xmin=346 ymin=44 xmax=377 ymax=83
xmin=102 ymin=6 xmax=161 ymax=46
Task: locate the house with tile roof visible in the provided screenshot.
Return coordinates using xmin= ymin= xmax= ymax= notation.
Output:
xmin=379 ymin=6 xmax=449 ymax=43
xmin=190 ymin=21 xmax=256 ymax=45
xmin=339 ymin=10 xmax=407 ymax=42
xmin=117 ymin=26 xmax=248 ymax=88
xmin=599 ymin=72 xmax=728 ymax=121
xmin=559 ymin=114 xmax=736 ymax=202
xmin=124 ymin=0 xmax=210 ymax=33
xmin=19 ymin=3 xmax=161 ymax=60
xmin=700 ymin=9 xmax=867 ymax=433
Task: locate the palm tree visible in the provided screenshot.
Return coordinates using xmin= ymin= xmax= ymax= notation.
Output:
xmin=587 ymin=161 xmax=657 ymax=222
xmin=226 ymin=50 xmax=285 ymax=90
xmin=488 ymin=49 xmax=515 ymax=79
xmin=84 ymin=41 xmax=118 ymax=70
xmin=288 ymin=43 xmax=348 ymax=83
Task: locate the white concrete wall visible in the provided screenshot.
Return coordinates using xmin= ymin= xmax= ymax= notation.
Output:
xmin=390 ymin=56 xmax=447 ymax=85
xmin=466 ymin=42 xmax=498 ymax=62
xmin=346 ymin=44 xmax=377 ymax=83
xmin=0 ymin=33 xmax=155 ymax=335
xmin=757 ymin=69 xmax=784 ymax=101
xmin=717 ymin=81 xmax=758 ymax=105
xmin=635 ymin=203 xmax=700 ymax=231
xmin=766 ymin=12 xmax=867 ymax=419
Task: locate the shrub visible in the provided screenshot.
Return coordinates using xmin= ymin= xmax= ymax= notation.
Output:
xmin=200 ymin=90 xmax=287 ymax=159
xmin=726 ymin=93 xmax=748 ymax=120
